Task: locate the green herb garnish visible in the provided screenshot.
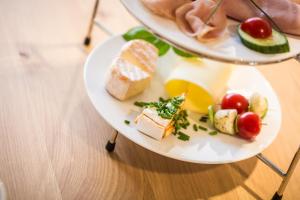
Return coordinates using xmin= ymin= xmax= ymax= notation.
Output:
xmin=159 ymin=97 xmax=168 ymax=102
xmin=134 ymin=96 xmax=185 ymax=119
xmin=198 ymin=125 xmax=208 ymax=131
xmin=172 ymin=47 xmax=195 ymax=58
xmin=124 ymin=120 xmax=130 ymax=125
xmin=209 ymin=130 xmax=218 ymax=136
xmin=177 ymin=131 xmax=190 ymax=141
xmin=134 ymin=101 xmax=152 ymax=107
xmin=123 ymin=27 xmax=198 ymax=58
xmin=193 ymin=124 xmax=198 ymax=131
xmin=199 ymin=116 xmax=208 ymax=123
xmin=122 ymin=26 xmax=170 ymax=56
xmin=153 ymin=38 xmax=171 ymax=56
xmin=173 ymin=110 xmax=190 ymax=135
xmin=122 ymin=26 xmax=154 ymax=41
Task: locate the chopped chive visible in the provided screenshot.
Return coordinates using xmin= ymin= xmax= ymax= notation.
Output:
xmin=159 ymin=97 xmax=167 ymax=102
xmin=124 ymin=120 xmax=130 ymax=125
xmin=199 ymin=116 xmax=208 ymax=123
xmin=198 ymin=125 xmax=208 ymax=131
xmin=134 ymin=101 xmax=147 ymax=107
xmin=193 ymin=124 xmax=198 ymax=131
xmin=209 ymin=130 xmax=218 ymax=136
xmin=133 ymin=96 xmax=190 ymax=141
xmin=177 ymin=132 xmax=190 ymax=141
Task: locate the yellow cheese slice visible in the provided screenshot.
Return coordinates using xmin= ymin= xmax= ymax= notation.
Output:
xmin=164 ymin=58 xmax=232 ymax=114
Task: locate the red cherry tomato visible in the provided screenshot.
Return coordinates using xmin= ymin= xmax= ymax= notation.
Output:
xmin=221 ymin=93 xmax=249 ymax=114
xmin=241 ymin=17 xmax=272 ymax=39
xmin=237 ymin=112 xmax=261 ymax=140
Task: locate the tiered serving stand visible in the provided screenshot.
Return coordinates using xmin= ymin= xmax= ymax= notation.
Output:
xmin=83 ymin=1 xmax=300 ymax=199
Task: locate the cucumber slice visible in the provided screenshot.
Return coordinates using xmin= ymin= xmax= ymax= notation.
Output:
xmin=238 ymin=26 xmax=290 ymax=54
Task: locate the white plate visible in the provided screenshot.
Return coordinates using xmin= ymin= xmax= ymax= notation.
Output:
xmin=121 ymin=0 xmax=300 ymax=65
xmin=84 ymin=35 xmax=281 ymax=164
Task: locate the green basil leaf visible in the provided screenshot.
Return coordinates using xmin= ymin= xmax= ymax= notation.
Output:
xmin=123 ymin=27 xmax=198 ymax=57
xmin=122 ymin=26 xmax=170 ymax=56
xmin=122 ymin=26 xmax=153 ymax=41
xmin=153 ymin=39 xmax=170 ymax=56
xmin=172 ymin=47 xmax=196 ymax=58
xmin=142 ymin=37 xmax=171 ymax=56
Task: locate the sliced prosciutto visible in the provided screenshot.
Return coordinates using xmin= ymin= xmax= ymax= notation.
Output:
xmin=223 ymin=0 xmax=300 ymax=35
xmin=175 ymin=0 xmax=227 ymax=41
xmin=141 ymin=0 xmax=192 ymax=19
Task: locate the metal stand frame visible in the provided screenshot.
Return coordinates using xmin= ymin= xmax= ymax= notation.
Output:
xmin=84 ymin=1 xmax=300 ymax=199
xmin=105 ymin=130 xmax=119 ymax=152
xmin=257 ymin=149 xmax=300 ymax=200
xmin=84 ymin=0 xmax=100 ymax=46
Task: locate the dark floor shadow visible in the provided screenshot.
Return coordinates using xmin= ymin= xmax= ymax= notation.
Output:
xmin=110 ymin=134 xmax=260 ymax=199
xmin=230 ymin=163 xmax=264 ymax=200
xmin=67 ymin=99 xmax=261 ymax=199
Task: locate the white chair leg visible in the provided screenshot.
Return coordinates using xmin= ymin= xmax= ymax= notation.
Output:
xmin=0 ymin=181 xmax=6 ymax=200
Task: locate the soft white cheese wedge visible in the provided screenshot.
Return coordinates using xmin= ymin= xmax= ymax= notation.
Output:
xmin=120 ymin=39 xmax=158 ymax=75
xmin=135 ymin=108 xmax=174 ymax=140
xmin=214 ymin=109 xmax=237 ymax=135
xmin=105 ymin=58 xmax=151 ymax=100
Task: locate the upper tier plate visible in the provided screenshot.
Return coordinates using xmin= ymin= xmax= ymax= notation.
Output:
xmin=121 ymin=0 xmax=300 ymax=65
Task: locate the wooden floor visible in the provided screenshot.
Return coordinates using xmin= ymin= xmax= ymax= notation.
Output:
xmin=0 ymin=0 xmax=299 ymax=199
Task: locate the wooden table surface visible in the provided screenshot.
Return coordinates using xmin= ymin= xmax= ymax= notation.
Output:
xmin=0 ymin=0 xmax=299 ymax=199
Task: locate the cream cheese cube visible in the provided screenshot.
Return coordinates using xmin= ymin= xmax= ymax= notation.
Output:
xmin=214 ymin=109 xmax=237 ymax=135
xmin=135 ymin=108 xmax=173 ymax=140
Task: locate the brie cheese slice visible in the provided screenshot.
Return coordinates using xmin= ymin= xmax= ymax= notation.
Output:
xmin=105 ymin=58 xmax=151 ymax=100
xmin=120 ymin=39 xmax=158 ymax=75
